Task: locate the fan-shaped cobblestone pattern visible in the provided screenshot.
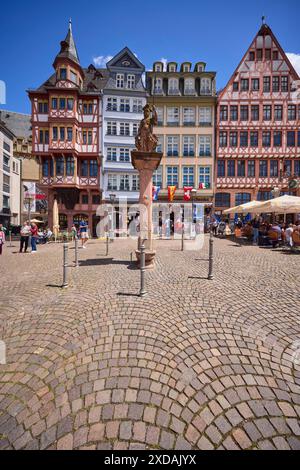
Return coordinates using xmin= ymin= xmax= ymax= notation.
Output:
xmin=0 ymin=237 xmax=300 ymax=450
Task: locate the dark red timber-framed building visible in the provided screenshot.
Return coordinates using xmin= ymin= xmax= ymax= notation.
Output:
xmin=28 ymin=21 xmax=108 ymax=235
xmin=215 ymin=20 xmax=300 ymax=215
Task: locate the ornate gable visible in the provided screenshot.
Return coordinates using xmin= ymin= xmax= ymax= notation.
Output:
xmin=107 ymin=47 xmax=145 ymax=71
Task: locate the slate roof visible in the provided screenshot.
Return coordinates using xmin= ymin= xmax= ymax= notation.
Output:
xmin=54 ymin=20 xmax=80 ymax=65
xmin=0 ymin=110 xmax=31 ymax=138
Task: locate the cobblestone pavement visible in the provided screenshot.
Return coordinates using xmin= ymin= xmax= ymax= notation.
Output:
xmin=0 ymin=236 xmax=300 ymax=450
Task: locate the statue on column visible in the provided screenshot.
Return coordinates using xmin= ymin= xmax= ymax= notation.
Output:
xmin=135 ymin=104 xmax=158 ymax=152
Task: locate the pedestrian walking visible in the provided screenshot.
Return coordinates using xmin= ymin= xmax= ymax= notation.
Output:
xmin=0 ymin=227 xmax=5 ymax=255
xmin=19 ymin=221 xmax=31 ymax=253
xmin=71 ymin=224 xmax=77 ymax=240
xmin=30 ymin=223 xmax=38 ymax=253
xmin=79 ymin=218 xmax=89 ymax=248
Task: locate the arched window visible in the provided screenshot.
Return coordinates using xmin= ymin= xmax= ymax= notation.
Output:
xmin=154 ymin=77 xmax=162 ymax=93
xmin=184 ymin=78 xmax=194 ymax=93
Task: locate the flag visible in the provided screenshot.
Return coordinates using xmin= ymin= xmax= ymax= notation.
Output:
xmin=152 ymin=186 xmax=160 ymax=201
xmin=198 ymin=182 xmax=208 ymax=189
xmin=168 ymin=186 xmax=176 ymax=202
xmin=183 ymin=186 xmax=193 ymax=201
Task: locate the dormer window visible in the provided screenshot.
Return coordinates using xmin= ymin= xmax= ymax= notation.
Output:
xmin=169 ymin=64 xmax=176 ymax=72
xmin=154 ymin=77 xmax=163 ymax=93
xmin=168 ymin=77 xmax=179 ymax=94
xmin=183 ymin=64 xmax=190 ymax=72
xmin=116 ymin=74 xmax=124 ymax=88
xmin=184 ymin=78 xmax=194 ymax=94
xmin=127 ymin=74 xmax=135 ymax=89
xmin=197 ymin=64 xmax=205 ymax=72
xmin=154 ymin=63 xmax=162 ymax=72
xmin=59 ymin=68 xmax=67 ymax=80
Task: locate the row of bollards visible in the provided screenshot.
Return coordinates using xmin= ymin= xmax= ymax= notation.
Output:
xmin=61 ymin=239 xmax=79 ymax=288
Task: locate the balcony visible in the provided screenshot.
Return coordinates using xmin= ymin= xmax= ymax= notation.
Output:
xmin=40 ymin=176 xmax=99 ymax=187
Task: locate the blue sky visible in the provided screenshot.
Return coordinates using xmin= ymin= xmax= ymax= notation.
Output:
xmin=0 ymin=0 xmax=299 ymax=114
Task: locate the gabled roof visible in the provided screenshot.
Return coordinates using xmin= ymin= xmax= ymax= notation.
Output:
xmin=106 ymin=47 xmax=145 ymax=72
xmin=219 ymin=22 xmax=300 ymax=100
xmin=0 ymin=110 xmax=31 ymax=138
xmin=54 ymin=20 xmax=80 ymax=66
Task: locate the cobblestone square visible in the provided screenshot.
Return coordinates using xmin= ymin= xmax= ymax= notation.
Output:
xmin=0 ymin=236 xmax=299 ymax=450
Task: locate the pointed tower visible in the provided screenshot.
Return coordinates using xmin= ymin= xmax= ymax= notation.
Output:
xmin=53 ymin=19 xmax=84 ymax=88
xmin=215 ymin=21 xmax=300 ymax=214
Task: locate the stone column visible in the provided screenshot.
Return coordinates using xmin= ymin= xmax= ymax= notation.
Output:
xmin=131 ymin=151 xmax=163 ymax=268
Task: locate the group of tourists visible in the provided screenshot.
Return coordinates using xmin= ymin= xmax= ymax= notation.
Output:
xmin=19 ymin=221 xmax=53 ymax=253
xmin=212 ymin=216 xmax=300 ymax=248
xmin=70 ymin=219 xmax=89 ymax=248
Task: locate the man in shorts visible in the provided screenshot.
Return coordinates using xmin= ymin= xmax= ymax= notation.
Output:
xmin=79 ymin=218 xmax=89 ymax=248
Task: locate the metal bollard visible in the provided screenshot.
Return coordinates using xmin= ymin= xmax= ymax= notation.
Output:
xmin=62 ymin=243 xmax=69 ymax=288
xmin=139 ymin=242 xmax=147 ymax=297
xmin=208 ymin=230 xmax=214 ymax=280
xmin=74 ymin=238 xmax=79 ymax=267
xmin=181 ymin=224 xmax=184 ymax=251
xmin=106 ymin=234 xmax=109 ymax=256
xmin=9 ymin=231 xmax=12 ymax=247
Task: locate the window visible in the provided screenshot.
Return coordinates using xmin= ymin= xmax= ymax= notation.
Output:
xmin=168 ymin=78 xmax=179 ymax=94
xmin=119 ymin=175 xmax=130 ymax=191
xmin=157 ymin=136 xmax=163 ymax=153
xmin=274 ymin=105 xmax=283 ymax=120
xmin=273 ymin=51 xmax=279 ymax=60
xmin=67 ymin=127 xmax=73 ymax=142
xmin=127 ymin=74 xmax=135 ymax=89
xmin=92 ymin=195 xmax=101 ymax=205
xmin=257 ymin=191 xmax=273 ymax=201
xmin=153 ymin=166 xmax=162 ymax=186
xmin=42 ymin=160 xmax=49 ymax=177
xmin=70 ymin=70 xmax=77 ymax=84
xmin=227 ymin=160 xmax=235 ymax=177
xmin=184 ymin=78 xmax=194 ymax=94
xmin=156 ymin=107 xmax=164 ymax=125
xmin=83 ymin=102 xmax=93 ymax=114
xmin=249 ymin=51 xmax=255 ymax=61
xmin=215 ymin=192 xmax=231 ymax=208
xmin=82 ymin=131 xmax=87 ymax=144
xmin=51 ymin=98 xmax=58 ymax=109
xmin=230 ymin=131 xmax=238 ymax=147
xmin=199 ymin=136 xmax=211 ymax=156
xmin=217 ymin=160 xmax=225 ymax=177
xmin=250 ymin=131 xmax=258 ymax=147
xmin=288 ymin=105 xmax=296 ymax=120
xmin=169 ymin=64 xmax=176 ymax=72
xmin=132 ymin=123 xmax=138 ymax=136
xmin=81 ymin=160 xmax=88 ymax=176
xmin=257 ymin=49 xmax=263 ymax=61
xmin=53 ymin=127 xmax=58 ymax=141
xmin=166 ymin=166 xmax=178 ymax=186
xmin=265 ymin=49 xmax=271 ymax=60
xmin=116 ymin=74 xmax=124 ymax=88
xmin=259 ymin=160 xmax=268 ymax=177
xmin=247 ymin=160 xmax=255 ymax=177
xmin=262 ymin=131 xmax=271 ymax=147
xmin=230 ymin=105 xmax=238 ymax=121
xmin=154 ymin=64 xmax=162 ymax=72
xmin=199 ymin=107 xmax=211 ymax=125
xmin=237 ymin=160 xmax=245 ymax=177
xmin=287 ymin=131 xmax=295 ymax=147
xmin=220 ymin=106 xmax=228 ymax=121
xmin=263 ymin=105 xmax=272 ymax=120
xmin=241 ymin=79 xmax=249 ymax=91
xmin=119 ymin=148 xmax=130 ymax=162
xmin=283 ymin=160 xmax=292 ymax=176
xmin=59 ymin=68 xmax=67 ymax=80
xmin=67 ymin=98 xmax=74 ymax=111
xmin=263 ymin=76 xmax=270 ymax=92
xmin=107 ymin=98 xmax=117 ymax=111
xmin=38 ymin=102 xmax=48 ymax=113
xmin=272 ymin=76 xmax=280 ymax=92
xmin=240 ymin=131 xmax=248 ymax=147
xmin=3 ymin=195 xmax=10 ymax=209
xmin=59 ymin=98 xmax=66 ymax=110
xmin=183 ymin=136 xmax=195 ymax=156
xmin=183 ymin=64 xmax=190 ymax=72
xmin=132 ymin=175 xmax=139 ymax=191
xmin=66 ymin=156 xmax=74 ymax=176
xmin=56 ymin=156 xmax=64 ymax=176
xmin=294 ymin=160 xmax=300 ymax=177
xmin=270 ymin=160 xmax=278 ymax=177
xmin=133 ymin=99 xmax=143 ymax=113
xmin=107 ymin=122 xmax=117 ymax=135
xmin=273 ymin=131 xmax=282 ymax=147
xmin=60 ymin=127 xmax=65 ymax=141
xmin=107 ymin=147 xmax=117 ymax=162
xmin=252 ymin=78 xmax=260 ymax=91
xmin=235 ymin=193 xmax=251 ymax=205
xmin=167 ymin=136 xmax=179 ymax=156
xmin=88 ymin=131 xmax=93 ymax=145
xmin=89 ymin=161 xmax=98 ymax=177
xmin=281 ymin=76 xmax=288 ymax=92
xmin=182 ymin=166 xmax=194 ymax=186
xmin=108 ymin=174 xmax=118 ymax=191
xmin=120 ymin=123 xmax=130 ymax=136
xmin=167 ymin=107 xmax=179 ymax=125
xmin=200 ymin=78 xmax=211 ymax=94
xmin=232 ymin=82 xmax=239 ymax=91
xmin=198 ymin=166 xmax=211 ymax=188
xmin=183 ymin=107 xmax=195 ymax=125
xmin=154 ymin=77 xmax=163 ymax=93
xmin=120 ymin=99 xmax=130 ymax=112
xmin=240 ymin=105 xmax=249 ymax=121
xmin=219 ymin=131 xmax=227 ymax=147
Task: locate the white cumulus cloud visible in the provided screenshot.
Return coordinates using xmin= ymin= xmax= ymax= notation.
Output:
xmin=93 ymin=55 xmax=113 ymax=67
xmin=286 ymin=52 xmax=300 ymax=75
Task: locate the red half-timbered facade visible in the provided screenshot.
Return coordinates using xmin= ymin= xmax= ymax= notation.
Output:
xmin=28 ymin=21 xmax=108 ymax=234
xmin=215 ymin=22 xmax=300 ymax=214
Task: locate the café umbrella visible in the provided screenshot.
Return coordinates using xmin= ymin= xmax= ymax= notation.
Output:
xmin=248 ymin=195 xmax=300 ymax=214
xmin=53 ymin=198 xmax=59 ymax=240
xmin=223 ymin=200 xmax=262 ymax=214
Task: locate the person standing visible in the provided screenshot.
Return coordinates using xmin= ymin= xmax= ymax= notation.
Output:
xmin=71 ymin=224 xmax=77 ymax=240
xmin=79 ymin=218 xmax=89 ymax=248
xmin=252 ymin=217 xmax=260 ymax=245
xmin=0 ymin=227 xmax=5 ymax=255
xmin=19 ymin=221 xmax=31 ymax=253
xmin=30 ymin=223 xmax=38 ymax=253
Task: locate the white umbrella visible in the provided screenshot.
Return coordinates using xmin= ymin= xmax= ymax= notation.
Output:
xmin=223 ymin=200 xmax=262 ymax=214
xmin=251 ymin=195 xmax=300 ymax=214
xmin=53 ymin=199 xmax=59 ymax=240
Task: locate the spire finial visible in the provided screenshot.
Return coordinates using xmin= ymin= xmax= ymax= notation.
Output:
xmin=69 ymin=18 xmax=72 ymax=31
xmin=262 ymin=15 xmax=266 ymax=25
